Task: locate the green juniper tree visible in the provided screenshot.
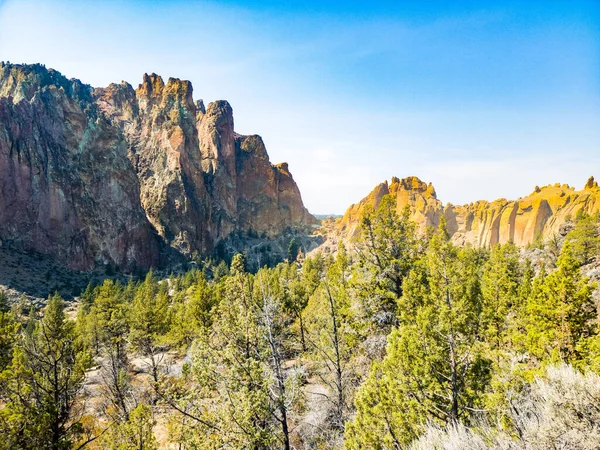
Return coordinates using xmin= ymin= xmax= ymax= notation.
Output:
xmin=167 ymin=271 xmax=216 ymax=349
xmin=129 ymin=271 xmax=170 ymax=384
xmin=521 ymin=241 xmax=597 ymax=365
xmin=103 ymin=403 xmax=158 ymax=450
xmin=345 ymin=229 xmax=491 ymax=449
xmin=0 ymin=294 xmax=89 ymax=450
xmin=77 ymin=280 xmax=135 ymax=422
xmin=481 ymin=243 xmax=520 ymax=357
xmin=354 ymin=195 xmax=419 ymax=326
xmin=0 ymin=291 xmax=18 ymax=372
xmin=565 ymin=211 xmax=600 ymax=265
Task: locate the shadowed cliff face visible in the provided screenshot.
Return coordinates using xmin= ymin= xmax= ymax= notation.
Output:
xmin=0 ymin=63 xmax=315 ymax=271
xmin=0 ymin=64 xmax=160 ymax=271
xmin=340 ymin=175 xmax=600 ymax=247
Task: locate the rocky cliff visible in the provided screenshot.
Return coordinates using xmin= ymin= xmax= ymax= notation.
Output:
xmin=339 ymin=175 xmax=600 ymax=247
xmin=0 ymin=63 xmax=315 ymax=271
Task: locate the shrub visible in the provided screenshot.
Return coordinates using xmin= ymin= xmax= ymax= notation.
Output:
xmin=409 ymin=364 xmax=600 ymax=450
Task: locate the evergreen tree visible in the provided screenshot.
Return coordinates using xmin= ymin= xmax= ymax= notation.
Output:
xmin=481 ymin=243 xmax=520 ymax=356
xmin=0 ymin=290 xmax=9 ymax=314
xmin=0 ymin=294 xmax=88 ymax=449
xmin=345 ymin=231 xmax=491 ymax=449
xmin=167 ymin=271 xmax=216 ymax=348
xmin=182 ymin=257 xmax=276 ymax=448
xmin=305 ymin=244 xmax=354 ymax=435
xmin=565 ymin=212 xmax=600 ymax=265
xmin=81 ymin=280 xmax=134 ymax=422
xmin=103 ymin=403 xmax=158 ymax=450
xmin=257 ymin=269 xmax=301 ymax=450
xmin=522 ymin=242 xmax=597 ymax=364
xmin=0 ymin=293 xmax=18 ymax=372
xmin=129 ymin=271 xmax=170 ymax=383
xmin=355 ymin=196 xmax=419 ymax=322
xmin=288 ymin=238 xmax=300 ymax=262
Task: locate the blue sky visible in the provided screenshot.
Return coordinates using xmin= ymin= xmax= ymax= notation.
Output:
xmin=1 ymin=0 xmax=599 ymax=213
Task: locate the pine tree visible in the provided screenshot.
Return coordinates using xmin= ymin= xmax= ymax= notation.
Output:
xmin=304 ymin=244 xmax=354 ymax=435
xmin=81 ymin=280 xmax=134 ymax=422
xmin=172 ymin=257 xmax=276 ymax=448
xmin=481 ymin=243 xmax=520 ymax=356
xmin=345 ymin=231 xmax=491 ymax=449
xmin=355 ymin=195 xmax=419 ymax=323
xmin=0 ymin=294 xmax=88 ymax=449
xmin=257 ymin=269 xmax=301 ymax=450
xmin=565 ymin=211 xmax=600 ymax=265
xmin=0 ymin=290 xmax=9 ymax=314
xmin=103 ymin=403 xmax=158 ymax=450
xmin=167 ymin=271 xmax=215 ymax=348
xmin=288 ymin=237 xmax=300 ymax=262
xmin=522 ymin=241 xmax=597 ymax=364
xmin=129 ymin=271 xmax=170 ymax=383
xmin=0 ymin=293 xmax=18 ymax=372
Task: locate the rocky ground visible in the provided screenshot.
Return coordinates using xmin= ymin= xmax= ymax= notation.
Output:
xmin=0 ymin=243 xmax=117 ymax=303
xmin=307 ymin=217 xmax=344 ymax=257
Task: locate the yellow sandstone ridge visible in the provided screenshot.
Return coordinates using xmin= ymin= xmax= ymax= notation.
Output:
xmin=339 ymin=176 xmax=600 ymax=247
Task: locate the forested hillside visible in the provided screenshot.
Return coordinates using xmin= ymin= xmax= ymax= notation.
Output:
xmin=1 ymin=194 xmax=599 ymax=449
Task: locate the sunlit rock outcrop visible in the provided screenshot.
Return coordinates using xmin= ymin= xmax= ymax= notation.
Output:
xmin=339 ymin=175 xmax=600 ymax=247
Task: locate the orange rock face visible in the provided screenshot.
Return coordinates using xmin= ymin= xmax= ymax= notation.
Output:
xmin=339 ymin=176 xmax=600 ymax=247
xmin=0 ymin=63 xmax=315 ymax=270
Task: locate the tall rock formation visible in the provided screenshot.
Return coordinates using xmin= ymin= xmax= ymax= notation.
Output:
xmin=0 ymin=64 xmax=159 ymax=271
xmin=339 ymin=176 xmax=600 ymax=247
xmin=0 ymin=62 xmax=315 ymax=271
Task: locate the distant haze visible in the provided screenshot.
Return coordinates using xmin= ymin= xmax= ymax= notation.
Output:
xmin=1 ymin=0 xmax=598 ymax=214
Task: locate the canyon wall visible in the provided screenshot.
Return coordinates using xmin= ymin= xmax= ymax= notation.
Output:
xmin=0 ymin=63 xmax=315 ymax=271
xmin=339 ymin=175 xmax=600 ymax=247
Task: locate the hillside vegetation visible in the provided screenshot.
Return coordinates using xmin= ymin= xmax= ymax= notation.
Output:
xmin=1 ymin=194 xmax=599 ymax=449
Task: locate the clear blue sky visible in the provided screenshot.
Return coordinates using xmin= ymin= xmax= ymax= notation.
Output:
xmin=1 ymin=0 xmax=599 ymax=213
